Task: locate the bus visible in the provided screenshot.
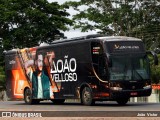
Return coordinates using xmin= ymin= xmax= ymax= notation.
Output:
xmin=5 ymin=34 xmax=158 ymax=105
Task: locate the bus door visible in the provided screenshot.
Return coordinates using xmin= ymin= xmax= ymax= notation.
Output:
xmin=91 ymin=42 xmax=109 ymax=93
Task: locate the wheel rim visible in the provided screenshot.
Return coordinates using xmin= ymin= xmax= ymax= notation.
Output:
xmin=25 ymin=89 xmax=31 ymax=103
xmin=83 ymin=88 xmax=91 ymax=103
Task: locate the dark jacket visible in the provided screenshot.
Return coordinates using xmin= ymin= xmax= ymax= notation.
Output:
xmin=32 ymin=71 xmax=50 ymax=99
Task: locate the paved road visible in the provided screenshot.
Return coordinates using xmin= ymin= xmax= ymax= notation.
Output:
xmin=0 ymin=100 xmax=160 ymax=111
xmin=0 ymin=101 xmax=160 ymax=118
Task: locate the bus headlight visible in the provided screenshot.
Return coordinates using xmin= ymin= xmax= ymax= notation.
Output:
xmin=143 ymin=85 xmax=151 ymax=89
xmin=110 ymin=87 xmax=122 ymax=91
xmin=110 ymin=83 xmax=122 ymax=91
xmin=143 ymin=82 xmax=151 ymax=89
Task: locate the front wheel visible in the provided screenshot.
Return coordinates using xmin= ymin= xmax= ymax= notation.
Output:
xmin=81 ymin=87 xmax=95 ymax=106
xmin=116 ymin=97 xmax=129 ymax=105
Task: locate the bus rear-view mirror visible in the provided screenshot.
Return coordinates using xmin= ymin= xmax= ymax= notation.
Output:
xmin=147 ymin=51 xmax=158 ymax=65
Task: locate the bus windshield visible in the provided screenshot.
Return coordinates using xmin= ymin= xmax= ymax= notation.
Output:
xmin=109 ymin=55 xmax=150 ymax=81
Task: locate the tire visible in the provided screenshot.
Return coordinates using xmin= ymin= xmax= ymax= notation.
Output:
xmin=24 ymin=88 xmax=32 ymax=104
xmin=116 ymin=97 xmax=129 ymax=105
xmin=81 ymin=87 xmax=95 ymax=106
xmin=24 ymin=88 xmax=40 ymax=105
xmin=51 ymin=99 xmax=65 ymax=104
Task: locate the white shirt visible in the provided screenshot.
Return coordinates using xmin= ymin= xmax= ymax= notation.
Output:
xmin=28 ymin=71 xmax=54 ymax=98
xmin=37 ymin=76 xmax=43 ymax=98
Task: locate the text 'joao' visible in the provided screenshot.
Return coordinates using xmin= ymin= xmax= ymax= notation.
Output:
xmin=50 ymin=55 xmax=77 ymax=82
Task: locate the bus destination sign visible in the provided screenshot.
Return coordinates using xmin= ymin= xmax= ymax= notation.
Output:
xmin=107 ymin=41 xmax=145 ymax=53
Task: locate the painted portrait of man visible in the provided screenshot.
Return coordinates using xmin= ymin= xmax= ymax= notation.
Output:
xmin=25 ymin=52 xmax=56 ymax=99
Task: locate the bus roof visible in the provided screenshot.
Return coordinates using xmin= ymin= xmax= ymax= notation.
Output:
xmin=50 ymin=34 xmax=142 ymax=45
xmin=97 ymin=36 xmax=142 ymax=42
xmin=5 ymin=34 xmax=142 ymax=54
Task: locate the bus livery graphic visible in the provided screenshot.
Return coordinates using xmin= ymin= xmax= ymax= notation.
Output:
xmin=51 ymin=56 xmax=77 ymax=82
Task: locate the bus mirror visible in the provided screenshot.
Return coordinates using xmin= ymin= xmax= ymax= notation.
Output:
xmin=147 ymin=51 xmax=158 ymax=65
xmin=152 ymin=51 xmax=158 ymax=65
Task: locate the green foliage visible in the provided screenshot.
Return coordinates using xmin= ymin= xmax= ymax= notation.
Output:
xmin=66 ymin=0 xmax=160 ymax=50
xmin=0 ymin=0 xmax=73 ymax=90
xmin=151 ymin=54 xmax=160 ymax=84
xmin=0 ymin=66 xmax=5 ymax=90
xmin=0 ymin=0 xmax=73 ymax=50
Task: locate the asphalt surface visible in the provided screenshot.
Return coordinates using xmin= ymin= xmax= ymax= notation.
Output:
xmin=0 ymin=100 xmax=160 ymax=111
xmin=0 ymin=101 xmax=160 ymax=112
xmin=0 ymin=101 xmax=160 ymax=119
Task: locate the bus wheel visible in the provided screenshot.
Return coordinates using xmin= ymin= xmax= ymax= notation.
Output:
xmin=24 ymin=88 xmax=32 ymax=104
xmin=51 ymin=99 xmax=65 ymax=104
xmin=24 ymin=88 xmax=40 ymax=104
xmin=116 ymin=97 xmax=129 ymax=105
xmin=81 ymin=87 xmax=95 ymax=106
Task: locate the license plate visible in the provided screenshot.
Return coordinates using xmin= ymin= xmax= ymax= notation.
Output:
xmin=130 ymin=92 xmax=137 ymax=96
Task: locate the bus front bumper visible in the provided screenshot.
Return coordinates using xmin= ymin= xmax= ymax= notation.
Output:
xmin=110 ymin=88 xmax=152 ymax=99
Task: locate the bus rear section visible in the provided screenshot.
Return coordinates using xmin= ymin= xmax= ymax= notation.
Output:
xmin=5 ymin=50 xmax=30 ymax=100
xmin=5 ymin=48 xmax=37 ymax=101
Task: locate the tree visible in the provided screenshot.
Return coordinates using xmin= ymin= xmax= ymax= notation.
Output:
xmin=0 ymin=0 xmax=73 ymax=90
xmin=65 ymin=0 xmax=160 ymax=49
xmin=0 ymin=0 xmax=73 ymax=50
xmin=131 ymin=0 xmax=160 ymax=50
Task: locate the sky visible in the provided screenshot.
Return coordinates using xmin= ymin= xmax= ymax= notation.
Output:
xmin=47 ymin=0 xmax=98 ymax=38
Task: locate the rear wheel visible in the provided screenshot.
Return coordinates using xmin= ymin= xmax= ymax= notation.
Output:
xmin=116 ymin=97 xmax=129 ymax=105
xmin=24 ymin=88 xmax=40 ymax=104
xmin=81 ymin=87 xmax=95 ymax=106
xmin=24 ymin=88 xmax=32 ymax=104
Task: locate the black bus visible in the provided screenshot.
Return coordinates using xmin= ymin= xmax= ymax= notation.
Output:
xmin=5 ymin=34 xmax=158 ymax=105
